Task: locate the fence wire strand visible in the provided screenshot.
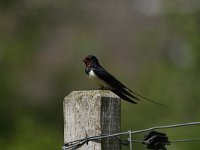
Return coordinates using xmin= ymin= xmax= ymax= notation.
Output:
xmin=62 ymin=121 xmax=200 ymax=150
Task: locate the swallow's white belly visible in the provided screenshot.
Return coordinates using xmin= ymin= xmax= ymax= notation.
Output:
xmin=88 ymin=70 xmax=112 ymax=89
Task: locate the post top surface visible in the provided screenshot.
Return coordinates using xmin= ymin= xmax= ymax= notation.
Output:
xmin=65 ymin=90 xmax=119 ymax=100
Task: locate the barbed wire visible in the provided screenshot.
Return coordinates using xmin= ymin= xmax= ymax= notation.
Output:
xmin=62 ymin=121 xmax=200 ymax=150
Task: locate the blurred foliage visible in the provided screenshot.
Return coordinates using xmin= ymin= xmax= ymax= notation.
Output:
xmin=0 ymin=0 xmax=200 ymax=149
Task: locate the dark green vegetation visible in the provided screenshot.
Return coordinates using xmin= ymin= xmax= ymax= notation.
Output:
xmin=0 ymin=1 xmax=200 ymax=149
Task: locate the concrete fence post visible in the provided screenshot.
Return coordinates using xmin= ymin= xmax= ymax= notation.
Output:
xmin=63 ymin=90 xmax=121 ymax=150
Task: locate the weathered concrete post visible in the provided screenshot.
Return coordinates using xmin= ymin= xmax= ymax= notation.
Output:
xmin=63 ymin=90 xmax=121 ymax=150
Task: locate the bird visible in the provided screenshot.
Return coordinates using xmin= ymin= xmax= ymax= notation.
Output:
xmin=83 ymin=55 xmax=166 ymax=107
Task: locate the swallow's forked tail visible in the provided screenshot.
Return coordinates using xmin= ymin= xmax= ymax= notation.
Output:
xmin=112 ymin=88 xmax=168 ymax=108
xmin=130 ymin=90 xmax=168 ymax=108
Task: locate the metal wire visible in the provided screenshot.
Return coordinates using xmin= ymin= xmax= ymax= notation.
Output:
xmin=62 ymin=121 xmax=200 ymax=150
xmin=128 ymin=130 xmax=133 ymax=150
xmin=131 ymin=122 xmax=200 ymax=134
xmin=171 ymin=138 xmax=200 ymax=143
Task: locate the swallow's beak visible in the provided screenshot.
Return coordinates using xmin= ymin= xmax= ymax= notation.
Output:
xmin=82 ymin=59 xmax=88 ymax=65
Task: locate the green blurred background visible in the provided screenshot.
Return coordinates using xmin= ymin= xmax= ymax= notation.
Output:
xmin=0 ymin=0 xmax=200 ymax=149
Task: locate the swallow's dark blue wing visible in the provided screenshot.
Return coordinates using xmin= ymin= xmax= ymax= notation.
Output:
xmin=92 ymin=65 xmax=139 ymax=104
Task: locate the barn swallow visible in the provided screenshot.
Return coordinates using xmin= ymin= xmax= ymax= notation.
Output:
xmin=83 ymin=55 xmax=166 ymax=107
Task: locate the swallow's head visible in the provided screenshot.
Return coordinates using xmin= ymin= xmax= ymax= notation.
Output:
xmin=83 ymin=55 xmax=99 ymax=66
